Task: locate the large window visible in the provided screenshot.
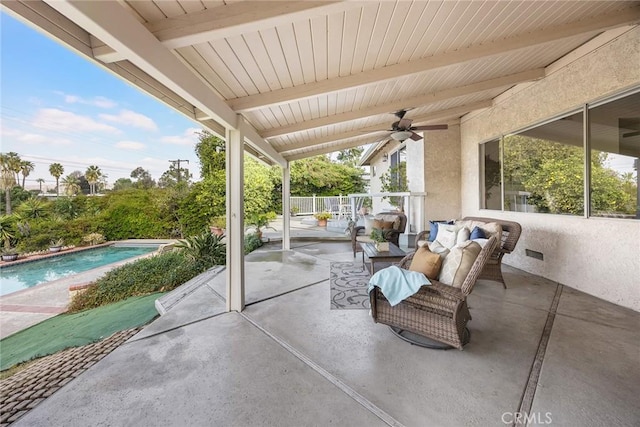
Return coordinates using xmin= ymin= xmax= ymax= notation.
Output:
xmin=589 ymin=92 xmax=639 ymax=219
xmin=480 ymin=89 xmax=639 ymax=219
xmin=504 ymin=111 xmax=584 ymax=215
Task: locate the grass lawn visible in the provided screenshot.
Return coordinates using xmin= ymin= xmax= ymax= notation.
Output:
xmin=0 ymin=293 xmax=162 ymax=371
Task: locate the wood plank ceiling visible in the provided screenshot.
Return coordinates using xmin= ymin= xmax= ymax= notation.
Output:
xmin=3 ymin=0 xmax=640 ymax=164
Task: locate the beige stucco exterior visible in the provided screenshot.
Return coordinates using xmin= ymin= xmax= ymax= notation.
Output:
xmin=424 ymin=124 xmax=462 ymax=223
xmin=460 ymin=27 xmax=640 ymax=311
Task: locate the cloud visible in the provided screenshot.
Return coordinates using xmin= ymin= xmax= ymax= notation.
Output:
xmin=60 ymin=93 xmax=117 ymax=109
xmin=100 ymin=109 xmax=158 ymax=131
xmin=1 ymin=127 xmax=72 ymax=146
xmin=161 ymin=127 xmax=201 ymax=146
xmin=32 ymin=108 xmax=121 ymax=134
xmin=115 ymin=140 xmax=146 ymax=150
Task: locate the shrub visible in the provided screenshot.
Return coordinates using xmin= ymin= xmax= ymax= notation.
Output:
xmin=68 ymin=251 xmax=200 ymax=312
xmin=174 ymin=231 xmax=226 ymax=272
xmin=244 ymin=232 xmax=263 ymax=254
xmin=82 ymin=232 xmax=105 ymax=246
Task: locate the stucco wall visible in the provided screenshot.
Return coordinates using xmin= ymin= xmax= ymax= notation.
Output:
xmin=425 ymin=124 xmax=462 ymax=222
xmin=460 ymin=28 xmax=640 ymax=311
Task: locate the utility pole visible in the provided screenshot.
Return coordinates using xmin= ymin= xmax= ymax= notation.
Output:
xmin=168 ymin=159 xmax=189 ymax=183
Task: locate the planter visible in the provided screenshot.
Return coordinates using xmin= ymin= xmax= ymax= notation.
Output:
xmin=209 ymin=226 xmax=225 ymax=237
xmin=317 ymin=219 xmax=328 ymax=227
xmin=375 ymin=242 xmax=389 ymax=252
xmin=1 ymin=254 xmax=18 ymax=262
xmin=49 ymin=246 xmax=62 ymax=253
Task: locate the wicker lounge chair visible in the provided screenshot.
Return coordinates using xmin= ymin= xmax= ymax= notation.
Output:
xmin=416 ymin=217 xmax=521 ymax=288
xmin=351 ymin=212 xmax=407 ymax=257
xmin=370 ymin=236 xmax=498 ymax=350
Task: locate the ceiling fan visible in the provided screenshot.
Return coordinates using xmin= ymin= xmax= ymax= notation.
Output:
xmin=368 ymin=109 xmax=448 ymax=142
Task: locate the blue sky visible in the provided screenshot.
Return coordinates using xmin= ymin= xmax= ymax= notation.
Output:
xmin=1 ymin=12 xmax=205 ymax=190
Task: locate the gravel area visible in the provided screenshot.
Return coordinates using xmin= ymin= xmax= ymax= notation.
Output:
xmin=0 ymin=328 xmax=141 ymax=426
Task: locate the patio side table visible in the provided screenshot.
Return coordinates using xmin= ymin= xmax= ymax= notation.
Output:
xmin=361 ymin=242 xmax=406 ymax=274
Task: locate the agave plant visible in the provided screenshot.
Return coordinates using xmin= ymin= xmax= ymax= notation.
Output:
xmin=174 ymin=231 xmax=226 ymax=271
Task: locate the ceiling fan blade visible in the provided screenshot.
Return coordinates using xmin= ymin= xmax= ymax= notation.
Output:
xmin=397 ymin=118 xmax=413 ymax=129
xmin=360 ymin=129 xmax=392 ymax=133
xmin=623 ymin=130 xmax=640 ymax=138
xmin=394 ymin=109 xmax=408 ymax=119
xmin=409 ymin=132 xmax=422 ymax=141
xmin=411 ymin=124 xmax=449 ymax=131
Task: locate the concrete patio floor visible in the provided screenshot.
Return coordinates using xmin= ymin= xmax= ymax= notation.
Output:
xmin=14 ymin=241 xmax=640 ymax=426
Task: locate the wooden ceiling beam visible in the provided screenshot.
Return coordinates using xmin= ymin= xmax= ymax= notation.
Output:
xmin=91 ymin=1 xmax=361 ymax=63
xmin=284 ymin=139 xmax=376 ymax=162
xmin=229 ymin=8 xmax=640 ymax=112
xmin=274 ymin=100 xmax=492 ymax=153
xmin=261 ymin=69 xmax=543 ymax=139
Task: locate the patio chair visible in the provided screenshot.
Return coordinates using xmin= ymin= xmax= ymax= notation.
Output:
xmin=351 ymin=212 xmax=407 ymax=257
xmin=416 ymin=217 xmax=522 ymax=288
xmin=323 ymin=197 xmax=341 ymax=218
xmin=370 ymin=236 xmax=498 ymax=350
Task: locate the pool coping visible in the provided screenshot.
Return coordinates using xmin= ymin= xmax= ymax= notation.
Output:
xmin=0 ymin=241 xmax=168 ymax=339
xmin=0 ymin=243 xmax=114 ymax=269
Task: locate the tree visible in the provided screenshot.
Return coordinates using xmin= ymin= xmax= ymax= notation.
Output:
xmin=244 ymin=158 xmax=275 ymax=219
xmin=0 ymin=154 xmax=17 ymax=214
xmin=3 ymin=152 xmax=22 ymax=185
xmin=36 ymin=178 xmax=45 ymax=193
xmin=49 ymin=163 xmax=64 ymax=196
xmin=130 ymin=167 xmax=155 ymax=189
xmin=61 ymin=174 xmax=80 ymax=196
xmin=113 ymin=178 xmax=134 ymax=191
xmin=195 ymin=130 xmax=225 ymax=177
xmin=336 ymin=147 xmax=364 ymax=167
xmin=159 ymin=165 xmax=192 ymax=188
xmin=19 ymin=160 xmax=35 ymax=189
xmin=85 ymin=165 xmax=102 ymax=195
xmin=380 ymin=162 xmax=408 ymax=211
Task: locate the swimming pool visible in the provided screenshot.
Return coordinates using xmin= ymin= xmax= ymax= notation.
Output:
xmin=0 ymin=246 xmax=157 ymax=296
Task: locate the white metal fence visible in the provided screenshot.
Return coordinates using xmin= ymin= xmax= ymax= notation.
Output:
xmin=289 ymin=195 xmax=351 ymax=215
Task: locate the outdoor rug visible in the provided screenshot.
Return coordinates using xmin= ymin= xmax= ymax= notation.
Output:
xmin=330 ymin=262 xmax=371 ymax=309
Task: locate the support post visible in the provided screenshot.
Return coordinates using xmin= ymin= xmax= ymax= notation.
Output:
xmin=225 ymin=121 xmax=245 ymax=312
xmin=282 ymin=162 xmax=291 ymax=250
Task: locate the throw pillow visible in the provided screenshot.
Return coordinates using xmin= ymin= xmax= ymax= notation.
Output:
xmin=438 ymin=240 xmax=482 ymax=288
xmin=364 ymin=217 xmax=374 ymax=234
xmin=373 ymin=219 xmax=394 ymax=230
xmin=427 ymin=220 xmax=454 ymax=242
xmin=428 ymin=240 xmax=451 ymax=258
xmin=409 ymin=246 xmax=442 ymax=280
xmin=436 ymin=223 xmax=471 ymax=249
xmin=428 ymin=221 xmax=439 ymax=242
xmin=479 ymin=222 xmax=502 ymax=243
xmin=470 ymin=226 xmax=486 ymax=240
xmin=456 ymin=227 xmax=470 ymax=244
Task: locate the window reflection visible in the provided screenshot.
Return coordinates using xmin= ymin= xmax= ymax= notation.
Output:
xmin=589 ymin=92 xmax=639 ymax=219
xmin=503 ymin=111 xmax=584 ymax=215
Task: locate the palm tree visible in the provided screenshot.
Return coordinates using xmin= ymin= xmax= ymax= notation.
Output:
xmin=0 ymin=154 xmax=17 ymax=214
xmin=49 ymin=163 xmax=64 ymax=196
xmin=36 ymin=178 xmax=45 ymax=193
xmin=61 ymin=174 xmax=80 ymax=196
xmin=20 ymin=160 xmax=35 ymax=189
xmin=4 ymin=152 xmax=22 ymax=184
xmin=85 ymin=165 xmax=102 ymax=195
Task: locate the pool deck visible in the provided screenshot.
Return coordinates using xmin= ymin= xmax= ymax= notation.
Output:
xmin=0 ymin=240 xmax=171 ymax=339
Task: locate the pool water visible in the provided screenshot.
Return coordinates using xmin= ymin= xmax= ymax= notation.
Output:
xmin=0 ymin=246 xmax=157 ymax=296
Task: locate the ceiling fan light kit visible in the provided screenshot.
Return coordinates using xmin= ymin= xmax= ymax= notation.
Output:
xmin=391 ymin=130 xmax=414 ymax=141
xmin=366 ymin=109 xmax=449 ymax=143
